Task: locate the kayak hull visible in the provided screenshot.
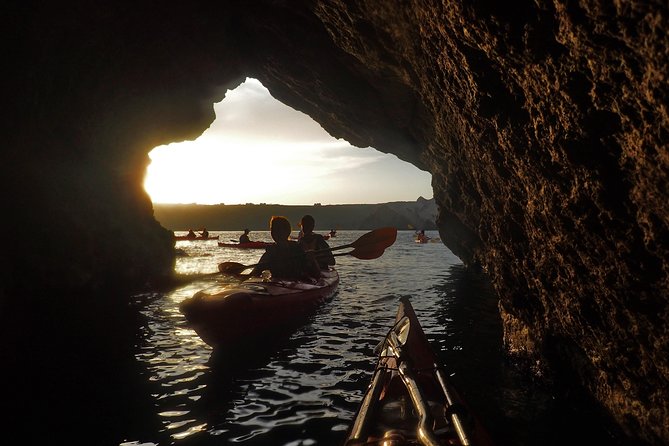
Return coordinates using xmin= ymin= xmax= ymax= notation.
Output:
xmin=343 ymin=297 xmax=494 ymax=446
xmin=179 ymin=269 xmax=339 ymax=348
xmin=174 ymin=235 xmax=219 ymax=241
xmin=217 ymin=241 xmax=273 ymax=249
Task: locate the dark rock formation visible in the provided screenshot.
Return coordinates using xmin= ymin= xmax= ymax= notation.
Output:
xmin=4 ymin=2 xmax=667 ymax=444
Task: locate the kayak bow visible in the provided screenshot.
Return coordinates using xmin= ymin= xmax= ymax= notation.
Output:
xmin=343 ymin=297 xmax=494 ymax=446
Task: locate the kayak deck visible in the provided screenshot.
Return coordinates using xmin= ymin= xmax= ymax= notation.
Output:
xmin=179 ymin=268 xmax=339 ymax=348
xmin=343 ymin=297 xmax=494 ymax=446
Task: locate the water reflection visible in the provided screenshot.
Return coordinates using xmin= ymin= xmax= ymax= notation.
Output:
xmin=125 ymin=231 xmax=631 ymax=446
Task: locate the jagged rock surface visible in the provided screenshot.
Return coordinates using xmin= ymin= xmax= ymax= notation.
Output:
xmin=4 ymin=2 xmax=668 ymax=444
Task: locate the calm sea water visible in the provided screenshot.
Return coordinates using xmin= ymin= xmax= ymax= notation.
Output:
xmin=125 ymin=230 xmax=629 ymax=446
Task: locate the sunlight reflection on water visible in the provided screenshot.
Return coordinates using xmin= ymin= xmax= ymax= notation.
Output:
xmin=134 ymin=230 xmax=469 ymax=445
xmin=129 ymin=230 xmax=623 ymax=446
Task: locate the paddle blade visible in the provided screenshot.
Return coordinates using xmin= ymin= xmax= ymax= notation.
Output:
xmin=350 ymin=227 xmax=397 ymax=251
xmin=349 ymin=246 xmax=387 ymax=260
xmin=218 ymin=261 xmax=249 ymax=275
xmin=333 ymin=245 xmax=389 ymax=260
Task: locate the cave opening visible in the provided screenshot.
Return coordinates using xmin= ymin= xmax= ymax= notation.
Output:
xmin=143 ymin=78 xmax=433 ymax=207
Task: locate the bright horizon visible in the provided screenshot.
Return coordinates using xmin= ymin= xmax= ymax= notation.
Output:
xmin=144 ymin=78 xmax=433 ymax=205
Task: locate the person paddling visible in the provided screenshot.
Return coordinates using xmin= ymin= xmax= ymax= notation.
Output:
xmin=250 ymin=216 xmax=320 ymax=280
xmin=239 ymin=228 xmax=251 ymax=244
xmin=298 ymin=214 xmax=336 ymax=270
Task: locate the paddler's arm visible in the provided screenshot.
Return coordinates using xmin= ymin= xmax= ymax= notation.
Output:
xmin=316 ymin=237 xmax=336 ymax=265
xmin=249 ymin=252 xmax=270 ymax=276
xmin=303 ymin=250 xmax=322 ymax=278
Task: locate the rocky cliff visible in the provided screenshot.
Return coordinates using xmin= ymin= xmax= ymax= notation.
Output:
xmin=4 ymin=2 xmax=668 ymax=444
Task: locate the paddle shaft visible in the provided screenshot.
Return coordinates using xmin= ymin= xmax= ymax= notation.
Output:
xmin=221 ymin=247 xmax=334 ymax=271
xmin=232 ymin=247 xmax=362 ymax=267
xmin=223 ymin=246 xmax=381 ymax=272
xmin=218 ymin=227 xmax=397 ymax=274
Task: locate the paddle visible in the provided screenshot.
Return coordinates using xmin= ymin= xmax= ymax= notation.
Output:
xmin=217 ymin=227 xmax=398 ymax=275
xmin=333 ymin=248 xmax=384 ymax=260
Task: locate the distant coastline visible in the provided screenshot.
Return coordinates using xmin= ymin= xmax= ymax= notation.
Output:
xmin=153 ymin=197 xmax=438 ymax=231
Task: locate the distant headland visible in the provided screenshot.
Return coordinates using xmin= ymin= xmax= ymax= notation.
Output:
xmin=153 ymin=197 xmax=438 ymax=231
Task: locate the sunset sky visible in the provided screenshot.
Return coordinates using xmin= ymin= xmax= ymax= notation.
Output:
xmin=144 ymin=78 xmax=432 ymax=205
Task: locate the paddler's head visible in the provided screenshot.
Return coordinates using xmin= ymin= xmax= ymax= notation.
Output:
xmin=269 ymin=216 xmax=292 ymax=242
xmin=299 ymin=214 xmax=315 ymax=234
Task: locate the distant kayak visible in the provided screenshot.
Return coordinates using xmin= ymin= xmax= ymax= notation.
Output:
xmin=414 ymin=234 xmax=441 ymax=244
xmin=218 ymin=241 xmax=273 ymax=249
xmin=174 ymin=235 xmax=219 ymax=241
xmin=292 ymin=233 xmax=330 ymax=241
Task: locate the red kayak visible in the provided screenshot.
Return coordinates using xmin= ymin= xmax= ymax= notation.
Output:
xmin=179 ymin=268 xmax=339 ymax=348
xmin=174 ymin=235 xmax=219 ymax=241
xmin=217 ymin=241 xmax=273 ymax=249
xmin=343 ymin=297 xmax=494 ymax=445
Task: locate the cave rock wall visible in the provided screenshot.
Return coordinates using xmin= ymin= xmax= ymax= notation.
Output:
xmin=5 ymin=2 xmax=668 ymax=444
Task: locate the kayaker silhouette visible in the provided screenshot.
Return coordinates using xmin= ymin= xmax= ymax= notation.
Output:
xmin=186 ymin=229 xmax=197 ymax=239
xmin=250 ymin=216 xmax=320 ymax=280
xmin=239 ymin=228 xmax=251 ymax=243
xmin=416 ymin=229 xmax=429 ymax=243
xmin=298 ymin=214 xmax=335 ymax=269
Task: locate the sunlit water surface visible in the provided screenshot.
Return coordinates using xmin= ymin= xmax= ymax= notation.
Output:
xmin=126 ymin=230 xmax=628 ymax=446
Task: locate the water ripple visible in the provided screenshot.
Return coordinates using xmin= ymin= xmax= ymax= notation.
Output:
xmin=126 ymin=230 xmax=622 ymax=446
